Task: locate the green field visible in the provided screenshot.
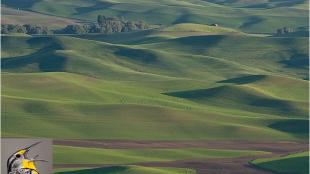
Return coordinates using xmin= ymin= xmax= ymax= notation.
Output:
xmin=250 ymin=151 xmax=309 ymax=174
xmin=1 ymin=0 xmax=309 ymax=174
xmin=54 ymin=166 xmax=196 ymax=174
xmin=54 ymin=145 xmax=267 ymax=164
xmin=2 ymin=32 xmax=308 ymax=140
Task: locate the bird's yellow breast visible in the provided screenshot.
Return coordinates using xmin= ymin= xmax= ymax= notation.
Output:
xmin=22 ymin=159 xmax=38 ymax=173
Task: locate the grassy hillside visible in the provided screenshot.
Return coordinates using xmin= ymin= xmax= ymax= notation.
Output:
xmin=1 ymin=1 xmax=308 ymax=174
xmin=2 ymin=34 xmax=308 ymax=79
xmin=2 ymin=0 xmax=308 ymax=33
xmin=161 ymin=23 xmax=239 ymax=33
xmin=166 ymin=85 xmax=308 ymax=118
xmin=250 ymin=151 xmax=309 ymax=174
xmin=55 ymin=166 xmax=196 ymax=174
xmin=143 ymin=35 xmax=309 ymax=79
xmin=1 ymin=7 xmax=80 ymax=29
xmin=205 ymin=0 xmax=308 ymax=9
xmin=54 ymin=145 xmax=266 ymax=165
xmin=1 ymin=34 xmax=308 ymax=140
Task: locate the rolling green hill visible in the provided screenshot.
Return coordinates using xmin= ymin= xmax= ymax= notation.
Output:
xmin=1 ymin=33 xmax=308 ymax=140
xmin=166 ymin=84 xmax=308 ymax=118
xmin=2 ymin=0 xmax=308 ymax=33
xmin=1 ymin=1 xmax=309 ymax=173
xmin=205 ymin=0 xmax=308 ymax=9
xmin=161 ymin=23 xmax=239 ymax=33
xmin=1 ymin=7 xmax=80 ymax=29
xmin=143 ymin=35 xmax=309 ymax=79
xmin=54 ymin=145 xmax=267 ymax=165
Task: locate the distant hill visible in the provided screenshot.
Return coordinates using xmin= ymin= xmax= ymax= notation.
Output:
xmin=161 ymin=23 xmax=239 ymax=33
xmin=205 ymin=0 xmax=308 ymax=9
xmin=1 ymin=7 xmax=81 ymax=29
xmin=1 ymin=0 xmax=308 ymax=33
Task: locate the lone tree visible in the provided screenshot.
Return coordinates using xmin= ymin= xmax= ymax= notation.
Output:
xmin=97 ymin=15 xmax=106 ymax=26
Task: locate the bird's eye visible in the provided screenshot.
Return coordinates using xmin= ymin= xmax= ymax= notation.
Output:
xmin=16 ymin=154 xmax=21 ymax=158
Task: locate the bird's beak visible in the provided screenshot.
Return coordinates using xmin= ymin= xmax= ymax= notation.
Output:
xmin=22 ymin=142 xmax=41 ymax=156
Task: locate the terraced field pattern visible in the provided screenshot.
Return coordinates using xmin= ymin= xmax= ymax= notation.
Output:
xmin=1 ymin=0 xmax=309 ymax=174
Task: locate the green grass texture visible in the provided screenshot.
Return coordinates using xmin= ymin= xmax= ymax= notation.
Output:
xmin=251 ymin=151 xmax=309 ymax=174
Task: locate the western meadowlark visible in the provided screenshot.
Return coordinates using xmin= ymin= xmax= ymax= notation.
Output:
xmin=7 ymin=142 xmax=47 ymax=174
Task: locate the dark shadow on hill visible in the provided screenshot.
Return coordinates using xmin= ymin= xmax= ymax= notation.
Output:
xmin=279 ymin=53 xmax=309 ymax=69
xmin=2 ymin=51 xmax=67 ymax=72
xmin=164 ymin=85 xmax=307 ymax=117
xmin=206 ymin=0 xmax=307 ymax=9
xmin=123 ymin=36 xmax=169 ymax=45
xmin=114 ymin=48 xmax=158 ymax=64
xmin=269 ymin=119 xmax=309 ymax=134
xmin=243 ymin=0 xmax=306 ymax=9
xmin=2 ymin=0 xmax=39 ymax=9
xmin=75 ymin=30 xmax=164 ymax=45
xmin=251 ymin=156 xmax=309 ymax=174
xmin=239 ymin=16 xmax=264 ymax=29
xmin=26 ymin=36 xmax=56 ymax=46
xmin=1 ymin=39 xmax=67 ymax=72
xmin=242 ymin=3 xmax=271 ymax=8
xmin=218 ymin=75 xmax=266 ymax=84
xmin=203 ymin=0 xmax=235 ymax=5
xmin=164 ymin=87 xmax=221 ymax=99
xmin=172 ymin=10 xmax=192 ymax=24
xmin=171 ymin=35 xmax=225 ymax=52
xmin=23 ymin=102 xmax=55 ymax=115
xmin=74 ymin=1 xmax=114 ymax=15
xmin=250 ymin=98 xmax=305 ymax=116
xmin=55 ymin=166 xmax=128 ymax=174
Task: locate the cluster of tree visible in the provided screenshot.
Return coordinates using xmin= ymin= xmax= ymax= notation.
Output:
xmin=2 ymin=15 xmax=150 ymax=35
xmin=1 ymin=24 xmax=49 ymax=34
xmin=276 ymin=27 xmax=294 ymax=35
xmin=56 ymin=15 xmax=149 ymax=34
xmin=97 ymin=15 xmax=149 ymax=32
